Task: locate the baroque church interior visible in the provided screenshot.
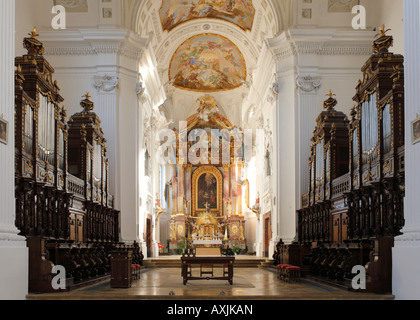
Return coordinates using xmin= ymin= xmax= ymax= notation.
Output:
xmin=1 ymin=0 xmax=420 ymax=302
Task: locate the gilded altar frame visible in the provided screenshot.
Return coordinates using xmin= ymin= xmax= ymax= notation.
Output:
xmin=192 ymin=166 xmax=223 ymax=217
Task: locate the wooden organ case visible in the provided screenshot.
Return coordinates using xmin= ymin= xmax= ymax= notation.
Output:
xmin=14 ymin=29 xmax=125 ymax=293
xmin=277 ymin=28 xmax=405 ymax=294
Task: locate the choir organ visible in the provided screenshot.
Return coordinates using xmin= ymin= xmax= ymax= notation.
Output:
xmin=14 ymin=29 xmax=125 ymax=293
xmin=278 ymin=27 xmax=405 ymax=294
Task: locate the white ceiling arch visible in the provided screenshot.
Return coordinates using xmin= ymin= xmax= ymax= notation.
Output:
xmin=121 ymin=0 xmax=290 ymax=126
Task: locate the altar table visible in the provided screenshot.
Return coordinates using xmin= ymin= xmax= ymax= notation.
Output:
xmin=181 ymin=256 xmax=235 ymax=285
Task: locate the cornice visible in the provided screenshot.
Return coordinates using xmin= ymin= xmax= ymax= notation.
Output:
xmin=267 ymin=28 xmax=376 ymax=62
xmin=39 ymin=29 xmax=148 ymax=60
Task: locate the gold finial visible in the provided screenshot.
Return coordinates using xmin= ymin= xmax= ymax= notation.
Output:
xmin=326 ymin=90 xmax=336 ymax=99
xmin=323 ymin=90 xmax=337 ymax=110
xmin=376 ymin=24 xmax=391 ymax=38
xmin=17 ymin=65 xmax=22 ymax=73
xmin=81 ymin=92 xmax=95 ymax=112
xmin=29 ymin=27 xmax=39 ymax=39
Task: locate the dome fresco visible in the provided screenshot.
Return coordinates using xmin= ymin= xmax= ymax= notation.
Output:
xmin=169 ymin=34 xmax=247 ymax=92
xmin=159 ymin=0 xmax=255 ymax=32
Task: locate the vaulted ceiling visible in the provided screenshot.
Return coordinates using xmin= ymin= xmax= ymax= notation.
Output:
xmin=121 ymin=0 xmax=288 ymax=125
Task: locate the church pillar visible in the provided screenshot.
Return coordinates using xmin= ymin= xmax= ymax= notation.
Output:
xmin=393 ymin=0 xmax=420 ymax=300
xmin=185 ymin=165 xmax=192 ymax=213
xmin=223 ymin=165 xmax=231 ymax=215
xmin=0 ymin=0 xmax=28 ymax=300
xmin=178 ymin=164 xmax=185 ymax=215
xmin=237 ymin=163 xmax=243 ymax=215
xmin=231 ymin=164 xmax=238 ymax=214
xmin=171 ymin=165 xmax=178 ymax=216
xmin=273 ymin=70 xmax=299 ymax=245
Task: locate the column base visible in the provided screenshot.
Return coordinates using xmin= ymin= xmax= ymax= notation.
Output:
xmin=392 ymin=226 xmax=420 ymax=300
xmin=0 ymin=238 xmax=28 ymax=300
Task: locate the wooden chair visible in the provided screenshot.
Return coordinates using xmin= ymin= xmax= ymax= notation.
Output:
xmin=277 ymin=264 xmax=291 ymax=280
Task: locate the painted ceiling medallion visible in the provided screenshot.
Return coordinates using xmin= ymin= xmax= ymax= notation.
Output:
xmin=169 ymin=34 xmax=247 ymax=92
xmin=160 ymin=0 xmax=255 ymax=32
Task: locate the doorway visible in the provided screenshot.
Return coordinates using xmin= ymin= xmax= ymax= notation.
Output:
xmin=263 ymin=212 xmax=271 ymax=258
xmin=146 ymin=217 xmax=153 ymax=258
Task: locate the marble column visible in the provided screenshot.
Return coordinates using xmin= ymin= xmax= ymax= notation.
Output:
xmin=0 ymin=0 xmax=28 ymax=300
xmin=178 ymin=164 xmax=185 ymax=215
xmin=223 ymin=165 xmax=231 ymax=205
xmin=393 ymin=0 xmax=420 ymax=300
xmin=231 ymin=164 xmax=238 ymax=215
xmin=185 ymin=165 xmax=192 ymax=213
xmin=237 ymin=163 xmax=243 ymax=215
xmin=171 ymin=165 xmax=178 ymax=216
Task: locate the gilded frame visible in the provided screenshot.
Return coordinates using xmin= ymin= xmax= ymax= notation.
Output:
xmin=192 ymin=166 xmax=223 ymax=217
xmin=412 ymin=117 xmax=420 ymax=145
xmin=0 ymin=117 xmax=8 ymax=145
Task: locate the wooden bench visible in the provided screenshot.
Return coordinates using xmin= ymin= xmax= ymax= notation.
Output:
xmin=284 ymin=266 xmax=301 ymax=283
xmin=277 ymin=264 xmax=291 ymax=280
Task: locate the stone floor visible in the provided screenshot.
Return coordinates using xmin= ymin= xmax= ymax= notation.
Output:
xmin=27 ymin=262 xmax=394 ymax=301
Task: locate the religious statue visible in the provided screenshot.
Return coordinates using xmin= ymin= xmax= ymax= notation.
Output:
xmin=252 ymin=192 xmax=261 ymax=221
xmin=155 ymin=193 xmax=165 ymax=222
xmin=183 ymin=197 xmax=189 ymax=216
xmin=204 ymin=202 xmax=211 ymax=214
xmin=170 ymin=223 xmax=176 ymax=241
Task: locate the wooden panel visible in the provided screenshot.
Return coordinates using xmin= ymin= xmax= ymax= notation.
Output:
xmin=196 ymin=248 xmax=221 ymax=256
xmin=333 ymin=215 xmax=340 ymax=244
xmin=77 ymin=215 xmax=84 ymax=243
xmin=110 ymin=251 xmax=132 ymax=288
xmin=69 ymin=214 xmax=76 ymax=242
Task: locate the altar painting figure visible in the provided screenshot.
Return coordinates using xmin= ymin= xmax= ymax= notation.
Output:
xmin=198 ymin=173 xmax=218 ymax=210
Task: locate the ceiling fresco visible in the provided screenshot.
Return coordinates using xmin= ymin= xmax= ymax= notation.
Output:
xmin=160 ymin=0 xmax=255 ymax=32
xmin=169 ymin=33 xmax=247 ymax=92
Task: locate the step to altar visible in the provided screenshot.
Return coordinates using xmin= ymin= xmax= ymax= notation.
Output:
xmin=143 ymin=256 xmax=269 ymax=269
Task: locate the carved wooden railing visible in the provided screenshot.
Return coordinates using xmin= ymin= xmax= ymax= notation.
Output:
xmin=331 ymin=174 xmax=350 ymax=199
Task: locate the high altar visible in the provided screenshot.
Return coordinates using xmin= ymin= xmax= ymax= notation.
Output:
xmin=165 ymin=97 xmax=252 ymax=253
